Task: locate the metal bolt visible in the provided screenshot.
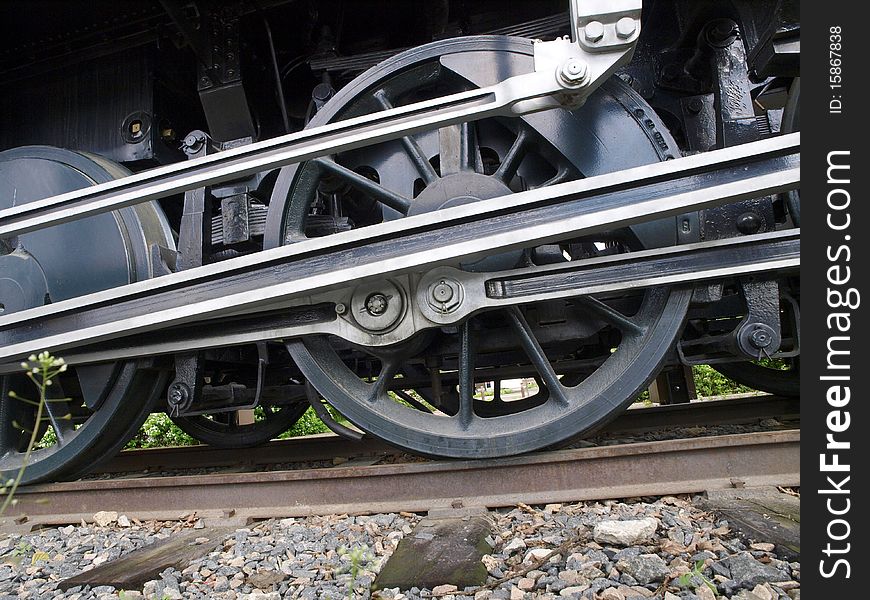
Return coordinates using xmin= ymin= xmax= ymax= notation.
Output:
xmin=559 ymin=58 xmax=588 ymax=86
xmin=335 ymin=302 xmax=348 ymax=316
xmin=584 ymin=20 xmax=604 ymax=42
xmin=167 ymin=382 xmax=190 ymax=407
xmin=687 ymin=98 xmax=704 ymax=114
xmin=365 ymin=293 xmax=389 ymax=316
xmin=432 ymin=281 xmax=454 ymax=303
xmin=708 ymin=20 xmax=737 ymax=45
xmin=749 ymin=328 xmax=772 ymax=349
xmin=615 ymin=17 xmax=637 ymax=39
xmin=425 ymin=277 xmax=464 ymax=315
xmin=736 ymin=212 xmax=762 ymax=234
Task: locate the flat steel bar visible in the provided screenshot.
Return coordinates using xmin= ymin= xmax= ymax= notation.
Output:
xmin=7 ymin=430 xmax=799 ymax=528
xmin=0 ymin=135 xmax=799 ymax=364
xmin=0 ymin=68 xmax=568 ymax=239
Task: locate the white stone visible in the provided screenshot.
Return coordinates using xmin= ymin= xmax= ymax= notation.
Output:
xmin=117 ymin=514 xmax=131 ymax=527
xmin=592 ymin=518 xmax=658 ymax=546
xmin=432 ymin=585 xmax=458 ymax=595
xmin=523 ymin=548 xmax=552 ymax=563
xmin=92 ymin=511 xmax=118 ymax=527
xmin=559 ymin=586 xmax=590 ymax=596
xmin=517 ymin=577 xmax=535 ymax=591
xmin=510 ymin=586 xmax=525 ymax=600
xmin=697 ymin=585 xmax=716 ymax=600
xmin=503 ymin=538 xmax=527 ymax=554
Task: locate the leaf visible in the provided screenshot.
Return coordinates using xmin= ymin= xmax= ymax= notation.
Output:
xmin=31 ymin=551 xmax=50 ymax=564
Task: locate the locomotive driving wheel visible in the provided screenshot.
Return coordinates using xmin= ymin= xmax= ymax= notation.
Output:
xmin=0 ymin=147 xmax=170 ymax=483
xmin=265 ymin=37 xmax=691 ymax=458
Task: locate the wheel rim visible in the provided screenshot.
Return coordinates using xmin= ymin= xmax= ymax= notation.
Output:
xmin=0 ymin=147 xmax=171 ymax=482
xmin=266 ymin=36 xmax=690 ymax=458
xmin=171 ymin=403 xmax=309 ymax=448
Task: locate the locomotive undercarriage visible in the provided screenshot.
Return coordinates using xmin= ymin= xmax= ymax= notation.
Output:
xmin=0 ymin=0 xmax=799 ymax=482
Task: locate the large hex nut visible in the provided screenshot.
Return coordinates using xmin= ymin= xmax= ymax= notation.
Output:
xmin=426 ymin=278 xmax=464 ymax=314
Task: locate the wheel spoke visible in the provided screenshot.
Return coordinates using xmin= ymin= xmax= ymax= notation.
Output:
xmin=314 ymin=158 xmax=411 ymax=215
xmin=531 ymin=165 xmax=571 ymax=189
xmin=494 ymin=129 xmax=530 ymax=183
xmin=373 ymin=90 xmax=438 ymax=184
xmin=456 ymin=321 xmax=476 ymax=428
xmin=394 ymin=390 xmax=434 ymax=413
xmin=505 ymin=307 xmax=568 ymax=405
xmin=0 ymin=379 xmax=21 ymax=454
xmin=460 ymin=122 xmax=481 ymax=173
xmin=577 ymin=296 xmax=643 ymax=336
xmin=369 ymin=359 xmax=401 ymax=402
xmin=44 ymin=392 xmax=75 ymax=446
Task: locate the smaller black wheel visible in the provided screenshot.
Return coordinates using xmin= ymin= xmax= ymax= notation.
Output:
xmin=171 ymin=403 xmax=309 ymax=448
xmin=713 ymin=360 xmax=799 ymax=397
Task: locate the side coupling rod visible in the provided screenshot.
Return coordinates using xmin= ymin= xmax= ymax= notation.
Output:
xmin=0 ymin=133 xmax=800 ymax=367
xmin=0 ymin=1 xmax=642 ymax=240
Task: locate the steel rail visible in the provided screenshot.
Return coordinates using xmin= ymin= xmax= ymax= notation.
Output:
xmin=0 ymin=134 xmax=800 ymax=365
xmin=4 ymin=430 xmax=799 ymax=530
xmin=94 ymin=394 xmax=798 ymax=474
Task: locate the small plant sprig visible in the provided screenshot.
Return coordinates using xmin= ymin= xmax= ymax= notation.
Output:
xmin=677 ymin=559 xmax=719 ymax=596
xmin=338 ymin=544 xmax=374 ymax=599
xmin=1 ymin=352 xmax=69 ymax=515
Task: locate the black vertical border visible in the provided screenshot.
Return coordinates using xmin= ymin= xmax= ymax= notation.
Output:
xmin=802 ymin=2 xmax=868 ymax=595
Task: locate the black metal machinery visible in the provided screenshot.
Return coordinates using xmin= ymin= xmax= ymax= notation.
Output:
xmin=0 ymin=0 xmax=799 ymax=483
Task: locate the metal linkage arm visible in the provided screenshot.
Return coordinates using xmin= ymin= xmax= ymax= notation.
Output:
xmin=0 ymin=133 xmax=799 ymax=367
xmin=0 ymin=0 xmax=641 ymax=240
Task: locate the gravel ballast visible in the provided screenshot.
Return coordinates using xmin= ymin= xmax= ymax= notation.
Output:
xmin=0 ymin=494 xmax=799 ymax=600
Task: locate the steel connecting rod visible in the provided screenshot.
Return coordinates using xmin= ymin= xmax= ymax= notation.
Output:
xmin=0 ymin=1 xmax=641 ymax=240
xmin=0 ymin=133 xmax=800 ymax=366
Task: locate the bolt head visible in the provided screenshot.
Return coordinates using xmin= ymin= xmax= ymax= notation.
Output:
xmin=335 ymin=302 xmax=348 ymax=315
xmin=584 ymin=20 xmax=605 ymax=42
xmin=616 ymin=17 xmax=637 ymax=39
xmin=749 ymin=328 xmax=772 ymax=348
xmin=432 ymin=281 xmax=454 ymax=303
xmin=365 ymin=293 xmax=389 ymax=316
xmin=736 ymin=212 xmax=762 ymax=234
xmin=559 ymin=58 xmax=588 ymax=86
xmin=425 ymin=277 xmax=464 ymax=315
xmin=167 ymin=383 xmax=190 ymax=405
xmin=687 ymin=98 xmax=704 ymax=114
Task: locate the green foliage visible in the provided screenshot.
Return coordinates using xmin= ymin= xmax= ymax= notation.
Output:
xmin=691 ymin=364 xmax=751 ymax=397
xmin=338 ymin=544 xmax=374 ymax=598
xmin=677 ymin=559 xmax=718 ymax=595
xmin=125 ymin=413 xmax=198 ymax=449
xmin=279 ymin=406 xmax=333 ymax=438
xmin=2 ymin=352 xmax=70 ymax=515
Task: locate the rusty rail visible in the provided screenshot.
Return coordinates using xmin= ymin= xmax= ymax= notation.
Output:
xmin=96 ymin=394 xmax=798 ymax=474
xmin=5 ymin=429 xmax=799 ymax=532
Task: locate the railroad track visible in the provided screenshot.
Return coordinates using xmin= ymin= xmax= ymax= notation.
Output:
xmin=3 ymin=396 xmax=799 ymax=533
xmin=97 ymin=393 xmax=798 ymax=474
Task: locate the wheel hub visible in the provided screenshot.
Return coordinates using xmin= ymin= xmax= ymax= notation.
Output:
xmin=0 ymin=249 xmax=48 ymax=315
xmin=409 ymin=172 xmax=513 ymax=215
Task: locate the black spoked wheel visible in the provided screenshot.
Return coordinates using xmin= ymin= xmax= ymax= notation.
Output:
xmin=265 ymin=37 xmax=691 ymax=458
xmin=0 ymin=147 xmax=171 ymax=483
xmin=171 ymin=404 xmax=309 ymax=448
xmin=714 ymin=360 xmax=799 ymax=397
